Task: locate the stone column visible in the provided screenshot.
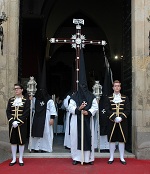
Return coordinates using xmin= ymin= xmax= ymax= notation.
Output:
xmin=0 ymin=0 xmax=19 ymax=125
xmin=132 ymin=0 xmax=150 ymax=159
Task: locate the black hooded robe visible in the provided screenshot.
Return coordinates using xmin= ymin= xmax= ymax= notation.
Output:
xmin=68 ymin=92 xmax=98 ymax=163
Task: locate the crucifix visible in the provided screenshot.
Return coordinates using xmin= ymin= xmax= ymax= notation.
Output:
xmin=49 ymin=18 xmax=107 ymax=91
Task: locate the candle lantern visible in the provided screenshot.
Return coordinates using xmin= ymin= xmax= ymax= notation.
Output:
xmin=27 ymin=76 xmax=37 ymax=96
xmin=27 ymin=76 xmax=37 ymax=152
xmin=92 ymin=81 xmax=102 ymax=99
xmin=92 ymin=80 xmax=102 ymax=153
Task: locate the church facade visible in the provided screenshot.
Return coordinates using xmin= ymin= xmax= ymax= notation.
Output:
xmin=0 ymin=0 xmax=150 ymax=159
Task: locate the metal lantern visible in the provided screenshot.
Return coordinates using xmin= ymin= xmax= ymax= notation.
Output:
xmin=92 ymin=81 xmax=102 ymax=99
xmin=27 ymin=76 xmax=37 ymax=96
xmin=92 ymin=80 xmax=102 ymax=153
xmin=27 ymin=76 xmax=37 ymax=152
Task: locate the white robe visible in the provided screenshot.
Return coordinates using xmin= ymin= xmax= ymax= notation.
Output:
xmin=94 ymin=117 xmax=109 ymax=150
xmin=68 ymin=98 xmax=98 ymax=163
xmin=63 ymin=95 xmax=71 ymax=148
xmin=29 ymin=98 xmax=57 ymax=152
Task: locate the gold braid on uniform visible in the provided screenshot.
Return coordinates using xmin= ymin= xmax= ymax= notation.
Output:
xmin=109 ymin=95 xmax=127 ymax=142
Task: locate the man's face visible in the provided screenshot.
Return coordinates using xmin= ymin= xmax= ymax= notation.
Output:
xmin=113 ymin=83 xmax=121 ymax=93
xmin=14 ymin=85 xmax=23 ymax=96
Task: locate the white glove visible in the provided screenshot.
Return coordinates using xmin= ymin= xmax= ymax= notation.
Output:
xmin=12 ymin=121 xmax=19 ymax=128
xmin=114 ymin=117 xmax=122 ymax=123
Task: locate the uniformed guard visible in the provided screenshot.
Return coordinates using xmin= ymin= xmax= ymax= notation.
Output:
xmin=105 ymin=80 xmax=130 ymax=165
xmin=6 ymin=83 xmax=30 ymax=166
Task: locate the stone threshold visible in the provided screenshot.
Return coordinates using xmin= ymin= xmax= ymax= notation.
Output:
xmin=23 ymin=152 xmax=135 ymax=158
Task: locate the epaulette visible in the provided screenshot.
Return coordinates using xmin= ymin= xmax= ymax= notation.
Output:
xmin=10 ymin=97 xmax=15 ymax=100
xmin=22 ymin=97 xmax=27 ymax=101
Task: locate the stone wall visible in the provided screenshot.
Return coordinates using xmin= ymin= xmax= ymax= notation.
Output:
xmin=0 ymin=0 xmax=19 ymax=125
xmin=132 ymin=0 xmax=150 ymax=159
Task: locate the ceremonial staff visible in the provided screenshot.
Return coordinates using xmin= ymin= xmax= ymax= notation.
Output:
xmin=80 ymin=101 xmax=87 ymax=165
xmin=81 ymin=110 xmax=84 ymax=165
xmin=52 ymin=94 xmax=56 ymax=137
xmin=27 ymin=76 xmax=37 ymax=152
xmin=93 ymin=81 xmax=102 ymax=153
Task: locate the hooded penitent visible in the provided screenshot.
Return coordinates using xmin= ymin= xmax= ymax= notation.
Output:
xmin=32 ymin=59 xmax=51 ymax=137
xmin=71 ymin=48 xmax=95 ymax=151
xmin=99 ymin=56 xmax=113 ymax=135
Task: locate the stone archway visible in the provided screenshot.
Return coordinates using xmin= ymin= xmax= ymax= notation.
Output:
xmin=1 ymin=0 xmax=150 ymax=159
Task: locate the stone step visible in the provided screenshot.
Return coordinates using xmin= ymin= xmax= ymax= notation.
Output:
xmin=0 ymin=125 xmax=135 ymax=161
xmin=23 ymin=151 xmax=135 ymax=159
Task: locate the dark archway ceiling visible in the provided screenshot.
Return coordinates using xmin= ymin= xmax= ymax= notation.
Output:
xmin=21 ymin=0 xmax=123 ymax=95
xmin=22 ymin=0 xmax=123 ymax=59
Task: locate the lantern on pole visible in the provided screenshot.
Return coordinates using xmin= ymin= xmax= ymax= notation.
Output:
xmin=27 ymin=76 xmax=37 ymax=96
xmin=27 ymin=76 xmax=37 ymax=152
xmin=92 ymin=81 xmax=102 ymax=99
xmin=92 ymin=81 xmax=102 ymax=153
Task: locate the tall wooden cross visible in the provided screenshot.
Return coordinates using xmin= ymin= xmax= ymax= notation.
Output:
xmin=49 ymin=19 xmax=107 ymax=91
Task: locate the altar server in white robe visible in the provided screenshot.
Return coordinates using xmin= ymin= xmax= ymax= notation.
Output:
xmin=63 ymin=93 xmax=72 ymax=149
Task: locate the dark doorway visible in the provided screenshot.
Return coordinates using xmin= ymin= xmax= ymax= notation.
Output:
xmin=46 ymin=43 xmax=110 ymax=98
xmin=20 ymin=0 xmax=132 ymax=153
